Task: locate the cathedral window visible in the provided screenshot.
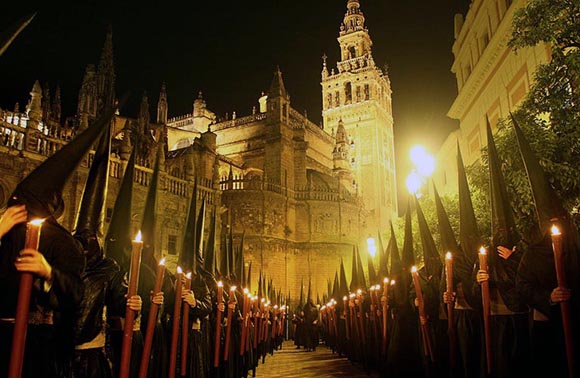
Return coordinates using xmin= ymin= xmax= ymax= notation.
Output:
xmin=356 ymin=86 xmax=361 ymax=102
xmin=335 ymin=92 xmax=340 ymax=107
xmin=168 ymin=235 xmax=177 ymax=255
xmin=364 ymin=84 xmax=370 ymax=100
xmin=327 ymin=93 xmax=333 ymax=108
xmin=349 ymin=46 xmax=356 ymax=59
xmin=344 ymin=82 xmax=352 ymax=104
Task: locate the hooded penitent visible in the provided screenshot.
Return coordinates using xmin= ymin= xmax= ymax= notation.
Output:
xmin=356 ymin=246 xmax=367 ymax=291
xmin=179 ymin=181 xmax=199 ymax=274
xmin=73 ymin=116 xmax=111 ymax=264
xmin=377 ymin=232 xmax=389 ymax=280
xmin=0 ymin=13 xmax=36 ymax=57
xmin=204 ymin=208 xmax=217 ymax=275
xmin=415 ymin=195 xmax=442 ymax=282
xmin=105 ymin=145 xmax=136 ymax=270
xmin=339 ymin=258 xmax=349 ymax=298
xmin=332 ymin=271 xmax=339 ymax=300
xmin=195 ymin=197 xmax=206 ymax=270
xmin=388 ymin=222 xmax=401 ymax=279
xmin=140 ymin=143 xmax=163 ymax=270
xmin=457 ymin=144 xmax=481 ymax=268
xmin=349 ymin=246 xmax=359 ymax=292
xmin=401 ymin=196 xmax=415 ymax=271
xmin=9 ymin=102 xmax=117 ymax=220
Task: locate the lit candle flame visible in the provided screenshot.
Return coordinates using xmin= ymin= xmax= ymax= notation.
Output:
xmin=390 ymin=280 xmax=396 ymax=285
xmin=176 ymin=266 xmax=182 ymax=274
xmin=349 ymin=293 xmax=355 ymax=299
xmin=321 ymin=306 xmax=326 ymax=310
xmin=230 ymin=285 xmax=237 ymax=291
xmin=243 ymin=288 xmax=249 ymax=294
xmin=445 ymin=252 xmax=452 ymax=260
xmin=135 ymin=230 xmax=142 ymax=242
xmin=383 ymin=277 xmax=388 ymax=283
xmin=217 ymin=281 xmax=223 ymax=288
xmin=274 ymin=305 xmax=278 ymax=309
xmin=343 ymin=296 xmax=348 ymax=301
xmin=551 ymin=225 xmax=561 ymax=236
xmin=29 ymin=218 xmax=45 ymax=226
xmin=357 ymin=289 xmax=362 ymax=295
xmin=411 ymin=266 xmax=418 ymax=273
xmin=159 ymin=257 xmax=166 ymax=266
xmin=261 ymin=298 xmax=265 ymax=303
xmin=479 ymin=246 xmax=487 ymax=255
xmin=185 ymin=272 xmax=192 ymax=279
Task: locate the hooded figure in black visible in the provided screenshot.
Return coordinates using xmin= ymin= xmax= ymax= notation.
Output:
xmin=476 ymin=122 xmax=529 ymax=378
xmin=512 ymin=115 xmax=580 ymax=378
xmin=72 ymin=124 xmax=143 ymax=378
xmin=0 ymin=104 xmax=116 ymax=377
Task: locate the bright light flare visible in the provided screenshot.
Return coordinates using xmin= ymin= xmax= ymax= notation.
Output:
xmin=551 ymin=225 xmax=561 ymax=236
xmin=410 ymin=145 xmax=435 ymax=177
xmin=406 ymin=172 xmax=422 ymax=195
xmin=159 ymin=257 xmax=166 ymax=266
xmin=367 ymin=237 xmax=377 ymax=258
xmin=29 ymin=218 xmax=45 ymax=226
xmin=411 ymin=266 xmax=418 ymax=273
xmin=176 ymin=266 xmax=183 ymax=274
xmin=479 ymin=246 xmax=487 ymax=255
xmin=134 ymin=230 xmax=142 ymax=242
xmin=445 ymin=252 xmax=452 ymax=260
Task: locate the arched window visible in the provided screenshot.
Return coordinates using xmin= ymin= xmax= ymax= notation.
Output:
xmin=344 ymin=82 xmax=352 ymax=104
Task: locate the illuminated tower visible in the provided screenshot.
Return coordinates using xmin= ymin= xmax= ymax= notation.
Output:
xmin=322 ymin=0 xmax=397 ymax=231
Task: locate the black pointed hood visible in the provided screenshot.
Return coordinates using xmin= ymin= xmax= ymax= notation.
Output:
xmin=486 ymin=120 xmax=520 ymax=248
xmin=307 ymin=278 xmax=312 ymax=303
xmin=511 ymin=114 xmax=568 ymax=234
xmin=332 ymin=271 xmax=339 ymax=299
xmin=219 ymin=231 xmax=230 ymax=279
xmin=140 ymin=143 xmax=163 ymax=270
xmin=74 ymin=120 xmax=111 ymax=238
xmin=204 ymin=208 xmax=217 ymax=275
xmin=401 ymin=196 xmax=415 ymax=270
xmin=377 ymin=232 xmax=389 ymax=279
xmin=367 ymin=254 xmax=378 ymax=286
xmin=247 ymin=261 xmax=252 ymax=291
xmin=237 ymin=231 xmax=246 ymax=287
xmin=258 ymin=272 xmax=263 ymax=298
xmin=339 ymin=258 xmax=349 ymax=297
xmin=415 ymin=195 xmax=442 ymax=280
xmin=433 ymin=185 xmax=460 ymax=256
xmin=388 ymin=222 xmax=401 ymax=277
xmin=179 ymin=181 xmax=198 ymax=273
xmin=349 ymin=246 xmax=359 ymax=292
xmin=10 ymin=104 xmax=117 ymax=220
xmin=457 ymin=144 xmax=481 ymax=266
xmin=105 ymin=146 xmax=136 ymax=270
xmin=195 ymin=197 xmax=206 ymax=271
xmin=298 ymin=278 xmax=304 ymax=307
xmin=356 ymin=246 xmax=367 ymax=291
xmin=0 ymin=13 xmax=35 ymax=57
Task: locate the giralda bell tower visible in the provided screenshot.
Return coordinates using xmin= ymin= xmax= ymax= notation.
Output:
xmin=322 ymin=0 xmax=397 ymax=232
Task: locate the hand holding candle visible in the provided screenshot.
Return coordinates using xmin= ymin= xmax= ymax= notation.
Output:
xmin=412 ymin=266 xmax=433 ymax=360
xmin=214 ymin=281 xmax=224 ymax=367
xmin=180 ymin=271 xmax=192 ymax=377
xmin=168 ymin=267 xmax=183 ymax=378
xmin=224 ymin=285 xmax=237 ymax=361
xmin=479 ymin=247 xmax=492 ymax=374
xmin=445 ymin=252 xmax=456 ymax=368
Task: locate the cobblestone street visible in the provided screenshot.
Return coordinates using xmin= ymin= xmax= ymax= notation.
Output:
xmin=255 ymin=341 xmax=378 ymax=378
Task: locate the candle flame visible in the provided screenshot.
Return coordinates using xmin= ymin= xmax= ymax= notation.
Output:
xmin=411 ymin=266 xmax=418 ymax=273
xmin=370 ymin=286 xmax=374 ymax=291
xmin=261 ymin=298 xmax=265 ymax=303
xmin=383 ymin=277 xmax=388 ymax=283
xmin=29 ymin=218 xmax=45 ymax=226
xmin=274 ymin=305 xmax=278 ymax=309
xmin=349 ymin=293 xmax=355 ymax=299
xmin=185 ymin=272 xmax=192 ymax=279
xmin=551 ymin=225 xmax=561 ymax=236
xmin=217 ymin=281 xmax=223 ymax=288
xmin=134 ymin=230 xmax=142 ymax=242
xmin=357 ymin=289 xmax=362 ymax=295
xmin=244 ymin=288 xmax=249 ymax=294
xmin=230 ymin=285 xmax=237 ymax=291
xmin=343 ymin=296 xmax=348 ymax=301
xmin=445 ymin=252 xmax=452 ymax=260
xmin=390 ymin=280 xmax=396 ymax=285
xmin=176 ymin=266 xmax=182 ymax=274
xmin=321 ymin=306 xmax=326 ymax=310
xmin=159 ymin=257 xmax=166 ymax=266
xmin=479 ymin=246 xmax=487 ymax=255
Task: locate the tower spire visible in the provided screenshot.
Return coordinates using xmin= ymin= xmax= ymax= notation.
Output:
xmin=341 ymin=0 xmax=366 ymax=35
xmin=157 ymin=82 xmax=168 ymax=124
xmin=268 ymin=66 xmax=287 ymax=98
xmin=97 ymin=26 xmax=115 ymax=112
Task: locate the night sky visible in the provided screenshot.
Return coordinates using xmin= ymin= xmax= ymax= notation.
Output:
xmin=0 ymin=0 xmax=469 ymax=200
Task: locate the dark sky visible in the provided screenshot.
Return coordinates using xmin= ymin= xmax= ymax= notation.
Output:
xmin=0 ymin=0 xmax=469 ymax=200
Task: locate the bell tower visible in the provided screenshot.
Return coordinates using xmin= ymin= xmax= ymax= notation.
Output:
xmin=321 ymin=0 xmax=397 ymax=231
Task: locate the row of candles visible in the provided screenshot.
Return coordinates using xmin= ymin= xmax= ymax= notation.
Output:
xmin=7 ymin=221 xmax=573 ymax=378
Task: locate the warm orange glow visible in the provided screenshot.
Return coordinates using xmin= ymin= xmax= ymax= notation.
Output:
xmin=390 ymin=280 xmax=395 ymax=286
xmin=383 ymin=277 xmax=388 ymax=283
xmin=217 ymin=281 xmax=223 ymax=288
xmin=176 ymin=266 xmax=182 ymax=274
xmin=349 ymin=293 xmax=355 ymax=299
xmin=411 ymin=266 xmax=418 ymax=273
xmin=230 ymin=286 xmax=237 ymax=292
xmin=445 ymin=252 xmax=452 ymax=260
xmin=479 ymin=246 xmax=487 ymax=255
xmin=343 ymin=296 xmax=348 ymax=301
xmin=551 ymin=225 xmax=561 ymax=236
xmin=243 ymin=288 xmax=249 ymax=295
xmin=134 ymin=230 xmax=143 ymax=242
xmin=159 ymin=257 xmax=166 ymax=266
xmin=185 ymin=272 xmax=192 ymax=280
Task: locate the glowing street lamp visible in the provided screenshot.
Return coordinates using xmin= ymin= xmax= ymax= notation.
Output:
xmin=406 ymin=171 xmax=422 ymax=195
xmin=410 ymin=145 xmax=435 ymax=178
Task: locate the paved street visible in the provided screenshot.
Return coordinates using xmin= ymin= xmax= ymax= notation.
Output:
xmin=255 ymin=341 xmax=378 ymax=377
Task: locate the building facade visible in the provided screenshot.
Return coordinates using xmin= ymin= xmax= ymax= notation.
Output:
xmin=434 ymin=0 xmax=551 ymax=195
xmin=0 ymin=0 xmax=396 ymax=299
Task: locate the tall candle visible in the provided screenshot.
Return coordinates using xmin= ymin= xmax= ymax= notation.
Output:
xmin=381 ymin=278 xmax=389 ymax=356
xmin=9 ymin=219 xmax=44 ymax=378
xmin=213 ymin=281 xmax=224 ymax=367
xmin=223 ymin=285 xmax=237 ymax=361
xmin=551 ymin=225 xmax=574 ymax=378
xmin=240 ymin=288 xmax=249 ymax=356
xmin=445 ymin=252 xmax=456 ymax=368
xmin=180 ymin=271 xmax=192 ymax=377
xmin=479 ymin=247 xmax=492 ymax=374
xmin=139 ymin=257 xmax=166 ymax=378
xmin=168 ymin=267 xmax=183 ymax=378
xmin=119 ymin=231 xmax=143 ymax=378
xmin=412 ymin=266 xmax=433 ymax=360
xmin=343 ymin=295 xmax=350 ymax=340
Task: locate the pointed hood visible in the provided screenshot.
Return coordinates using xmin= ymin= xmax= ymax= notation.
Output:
xmin=105 ymin=146 xmax=136 ymax=270
xmin=433 ymin=185 xmax=460 ymax=256
xmin=74 ymin=119 xmax=111 ymax=241
xmin=332 ymin=271 xmax=339 ymax=299
xmin=339 ymin=258 xmax=349 ymax=297
xmin=377 ymin=232 xmax=389 ymax=279
xmin=457 ymin=144 xmax=480 ymax=266
xmin=356 ymin=246 xmax=367 ymax=290
xmin=298 ymin=278 xmax=304 ymax=307
xmin=195 ymin=197 xmax=206 ymax=268
xmin=179 ymin=181 xmax=198 ymax=273
xmin=486 ymin=120 xmax=520 ymax=248
xmin=237 ymin=232 xmax=246 ymax=286
xmin=349 ymin=246 xmax=359 ymax=292
xmin=367 ymin=253 xmax=378 ymax=285
xmin=247 ymin=261 xmax=252 ymax=291
xmin=0 ymin=13 xmax=36 ymax=57
xmin=415 ymin=195 xmax=442 ymax=280
xmin=388 ymin=222 xmax=401 ymax=277
xmin=203 ymin=208 xmax=217 ymax=275
xmin=140 ymin=143 xmax=163 ymax=269
xmin=511 ymin=114 xmax=568 ymax=233
xmin=219 ymin=231 xmax=230 ymax=279
xmin=307 ymin=278 xmax=312 ymax=303
xmin=401 ymin=196 xmax=415 ymax=269
xmin=258 ymin=272 xmax=263 ymax=298
xmin=10 ymin=103 xmax=117 ymax=219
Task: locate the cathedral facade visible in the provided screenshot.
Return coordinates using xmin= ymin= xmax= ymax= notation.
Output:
xmin=0 ymin=0 xmax=396 ymax=299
